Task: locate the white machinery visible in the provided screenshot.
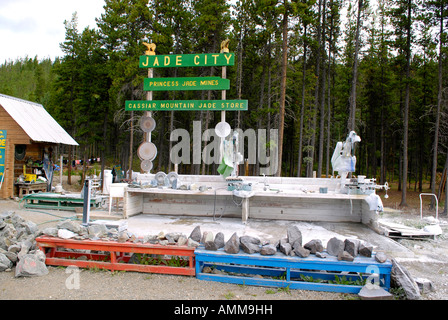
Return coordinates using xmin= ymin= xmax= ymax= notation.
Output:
xmin=331 ymin=131 xmax=361 ymax=179
xmin=331 ymin=131 xmax=389 ymax=198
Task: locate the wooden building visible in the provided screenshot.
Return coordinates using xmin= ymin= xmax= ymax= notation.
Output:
xmin=0 ymin=93 xmax=78 ymax=199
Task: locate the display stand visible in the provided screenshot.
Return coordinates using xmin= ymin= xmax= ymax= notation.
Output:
xmin=195 ymin=246 xmax=392 ymax=294
xmin=36 ymin=235 xmax=196 ymax=276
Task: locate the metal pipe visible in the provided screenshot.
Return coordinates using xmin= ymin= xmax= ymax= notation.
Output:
xmin=419 ymin=193 xmax=438 ymax=220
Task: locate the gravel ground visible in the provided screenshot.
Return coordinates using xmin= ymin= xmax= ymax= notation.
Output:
xmin=0 ymin=266 xmax=348 ymax=300
xmin=1 ymin=186 xmax=448 ymax=301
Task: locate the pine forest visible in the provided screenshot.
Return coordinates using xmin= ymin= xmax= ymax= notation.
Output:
xmin=0 ymin=0 xmax=447 ymax=208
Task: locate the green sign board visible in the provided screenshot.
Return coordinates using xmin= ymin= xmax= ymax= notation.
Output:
xmin=0 ymin=130 xmax=7 ymax=181
xmin=144 ymin=77 xmax=229 ymax=91
xmin=139 ymin=53 xmax=234 ymax=68
xmin=125 ymin=100 xmax=248 ymax=111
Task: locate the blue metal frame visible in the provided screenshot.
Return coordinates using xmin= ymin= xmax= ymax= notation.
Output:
xmin=195 ymin=247 xmax=392 ymax=294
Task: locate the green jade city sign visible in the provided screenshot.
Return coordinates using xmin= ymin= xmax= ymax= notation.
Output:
xmin=127 ymin=46 xmax=247 ymax=111
xmin=139 ymin=53 xmax=234 ymax=68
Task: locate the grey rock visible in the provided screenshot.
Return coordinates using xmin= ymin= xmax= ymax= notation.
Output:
xmin=304 ymin=239 xmax=323 ymax=254
xmin=326 ymin=237 xmax=345 ymax=256
xmin=344 ymin=238 xmax=360 ymax=257
xmin=2 ymin=249 xmax=17 ymax=263
xmin=57 ymin=220 xmax=81 ymax=234
xmin=15 ymin=254 xmax=48 ymax=277
xmin=143 ymin=234 xmax=157 ymax=243
xmin=166 ymin=232 xmax=184 ymax=242
xmin=1 ymin=223 xmax=17 ymax=240
xmin=224 ymin=232 xmax=240 ymax=254
xmin=214 ymin=232 xmax=225 ymax=249
xmin=34 ymin=249 xmax=46 ymax=263
xmin=7 ymin=244 xmax=21 ymax=253
xmin=240 ymin=239 xmax=261 ymax=254
xmin=212 ymin=268 xmax=226 ymax=275
xmin=337 ymin=250 xmax=354 ymax=262
xmin=294 ymin=245 xmax=311 ymax=258
xmin=260 ymin=244 xmax=277 ymax=255
xmin=202 ymin=231 xmax=214 ymax=244
xmin=204 ymin=241 xmax=218 ymax=251
xmin=0 ymin=219 xmax=5 ymax=230
xmin=18 ymin=239 xmax=33 ymax=260
xmin=358 ymin=285 xmax=394 ymax=300
xmin=240 ymin=236 xmax=260 ymax=245
xmin=23 ymin=221 xmax=38 ymax=235
xmin=359 ymin=242 xmax=373 ymax=257
xmin=165 ymin=234 xmax=177 ymax=245
xmin=316 ymin=252 xmax=327 ymax=259
xmin=0 ymin=253 xmax=12 ymax=270
xmin=279 ymin=239 xmax=292 ymax=256
xmin=414 ymin=278 xmax=435 ymax=294
xmin=117 ymin=231 xmax=129 ymax=243
xmin=189 ymin=226 xmax=202 ymax=242
xmin=10 ymin=213 xmax=25 ymax=226
xmin=287 ymin=225 xmax=302 ymax=249
xmin=78 ymin=225 xmax=88 ymax=237
xmin=202 ymin=266 xmax=213 ymax=273
xmin=177 ymin=235 xmax=188 ymax=246
xmin=375 ymin=252 xmax=387 ymax=263
xmin=0 ymin=236 xmax=8 ymax=251
xmin=187 ymin=238 xmax=200 ymax=248
xmin=41 ymin=227 xmax=58 ymax=237
xmin=58 ymin=228 xmax=77 ymax=239
xmin=391 ymin=258 xmax=421 ymax=300
xmin=107 ymin=228 xmax=119 ymax=238
xmin=88 ymin=224 xmax=108 ymax=238
xmin=0 ymin=211 xmax=14 ymax=220
xmin=0 ymin=263 xmax=9 ymax=272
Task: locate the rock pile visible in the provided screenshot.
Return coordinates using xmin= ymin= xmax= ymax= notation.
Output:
xmin=44 ymin=220 xmax=196 ymax=248
xmin=0 ymin=211 xmax=48 ymax=277
xmin=195 ymin=225 xmax=385 ymax=264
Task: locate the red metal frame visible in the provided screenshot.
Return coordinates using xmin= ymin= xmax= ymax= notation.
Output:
xmin=35 ymin=236 xmax=196 ymax=276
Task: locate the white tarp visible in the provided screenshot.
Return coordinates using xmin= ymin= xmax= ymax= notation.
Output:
xmin=0 ymin=93 xmax=78 ymax=146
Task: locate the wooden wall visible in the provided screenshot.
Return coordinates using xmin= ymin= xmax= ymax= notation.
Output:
xmin=0 ymin=106 xmax=31 ymax=199
xmin=0 ymin=106 xmax=56 ymax=199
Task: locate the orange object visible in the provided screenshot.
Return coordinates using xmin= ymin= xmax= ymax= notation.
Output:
xmin=35 ymin=236 xmax=196 ymax=276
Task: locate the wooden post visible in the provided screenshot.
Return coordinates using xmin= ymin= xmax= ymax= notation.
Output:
xmin=220 ymin=40 xmax=229 ymax=123
xmin=142 ymin=42 xmax=156 ymax=174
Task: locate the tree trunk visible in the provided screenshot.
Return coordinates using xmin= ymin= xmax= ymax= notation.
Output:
xmin=298 ymin=24 xmax=308 ymax=177
xmin=431 ymin=4 xmax=444 ymax=210
xmin=400 ymin=0 xmax=412 ymax=207
xmin=347 ymin=0 xmax=363 ymax=133
xmin=277 ymin=2 xmax=289 ymax=177
xmin=307 ymin=0 xmax=322 ymax=178
xmin=318 ymin=0 xmax=327 ymax=178
xmin=443 ymin=152 xmax=448 ymax=215
xmin=257 ymin=44 xmax=268 ymax=176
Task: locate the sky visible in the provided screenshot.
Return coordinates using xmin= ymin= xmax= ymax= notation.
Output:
xmin=0 ymin=0 xmax=105 ymax=63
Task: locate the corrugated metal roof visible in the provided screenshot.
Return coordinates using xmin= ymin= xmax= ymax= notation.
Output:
xmin=0 ymin=93 xmax=78 ymax=146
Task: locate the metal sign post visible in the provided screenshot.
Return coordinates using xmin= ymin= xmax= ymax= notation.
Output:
xmin=82 ymin=179 xmax=91 ymax=226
